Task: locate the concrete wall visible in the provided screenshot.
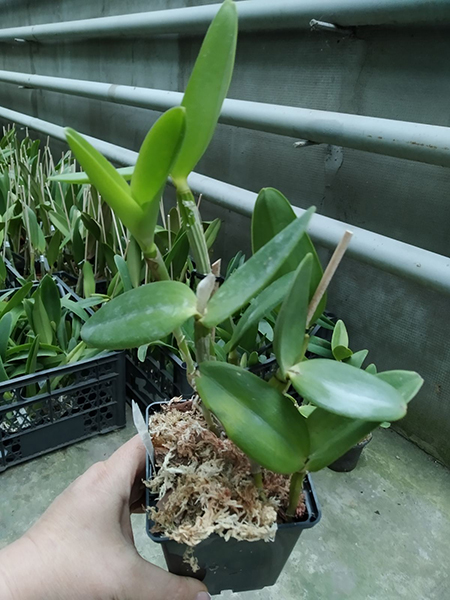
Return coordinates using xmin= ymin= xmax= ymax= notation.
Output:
xmin=0 ymin=1 xmax=449 ymax=465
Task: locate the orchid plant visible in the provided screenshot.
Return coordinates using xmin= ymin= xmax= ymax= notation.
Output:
xmin=60 ymin=0 xmax=423 ymax=518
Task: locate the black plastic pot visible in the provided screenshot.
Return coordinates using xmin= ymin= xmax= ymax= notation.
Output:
xmin=328 ymin=434 xmax=373 ymax=472
xmin=145 ymin=404 xmax=321 ymax=595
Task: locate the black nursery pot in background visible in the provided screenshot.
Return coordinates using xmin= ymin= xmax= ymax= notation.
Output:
xmin=328 ymin=434 xmax=373 ymax=473
xmin=145 ymin=405 xmax=322 ymax=596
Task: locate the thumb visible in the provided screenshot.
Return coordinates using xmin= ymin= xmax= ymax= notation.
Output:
xmin=126 ymin=554 xmax=210 ymax=600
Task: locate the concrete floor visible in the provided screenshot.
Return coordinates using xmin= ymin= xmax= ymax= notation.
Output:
xmin=1 ymin=407 xmax=449 ymax=600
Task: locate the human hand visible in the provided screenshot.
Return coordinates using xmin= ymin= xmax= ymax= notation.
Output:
xmin=0 ymin=435 xmax=209 ymax=600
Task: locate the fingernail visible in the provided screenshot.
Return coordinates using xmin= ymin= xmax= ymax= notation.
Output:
xmin=196 ymin=593 xmax=211 ymax=600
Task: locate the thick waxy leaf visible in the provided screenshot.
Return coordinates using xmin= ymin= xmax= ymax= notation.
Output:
xmin=32 ymin=292 xmax=54 ymax=345
xmin=274 ymin=254 xmax=312 ymax=376
xmin=306 ymin=408 xmax=377 ymax=472
xmin=40 ymin=274 xmax=61 ymax=327
xmin=114 ymin=255 xmax=133 ymax=293
xmin=64 ymin=129 xmax=148 ymax=247
xmin=48 ymin=211 xmax=70 ymax=238
xmin=132 ymin=107 xmax=185 ymax=210
xmin=251 ymin=188 xmax=325 ymax=323
xmin=46 ymin=231 xmax=62 ymax=267
xmin=81 ymin=213 xmax=102 ymax=240
xmin=82 ymin=281 xmax=198 ymax=350
xmin=201 ymin=207 xmax=315 ymax=328
xmin=366 ymin=363 xmax=377 ymax=375
xmin=82 ymin=261 xmax=96 ymax=299
xmin=333 ymin=345 xmax=353 ymax=361
xmin=49 ymin=166 xmax=135 ymax=184
xmin=331 ymin=320 xmax=349 ymax=351
xmin=226 ymin=271 xmax=295 ymax=352
xmin=171 ymin=0 xmax=238 ymax=184
xmin=376 ymin=370 xmax=423 ymax=403
xmin=346 ymin=349 xmax=368 ymax=369
xmin=25 ymin=335 xmax=40 ymax=375
xmin=0 ymin=282 xmax=33 ymax=318
xmin=197 ymin=362 xmax=309 ymax=474
xmin=26 ymin=207 xmax=46 ymax=253
xmin=288 ymin=359 xmax=407 ymax=422
xmin=0 ymin=312 xmax=12 ymax=360
xmin=126 ymin=236 xmax=142 ymax=289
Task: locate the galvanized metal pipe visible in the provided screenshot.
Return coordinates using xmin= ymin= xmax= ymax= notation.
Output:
xmin=1 ymin=105 xmax=448 ymax=294
xmin=1 ymin=70 xmax=450 ymax=168
xmin=0 ymin=0 xmax=449 ymax=43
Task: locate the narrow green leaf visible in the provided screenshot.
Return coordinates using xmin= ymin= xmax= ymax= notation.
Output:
xmin=46 ymin=230 xmax=62 ymax=267
xmin=0 ymin=312 xmax=12 ymax=360
xmin=201 ymin=207 xmax=315 ymax=328
xmin=131 ymin=106 xmax=186 ymax=210
xmin=61 ymin=296 xmax=91 ymax=322
xmin=307 ymin=342 xmax=334 ymax=358
xmin=81 ymin=213 xmax=102 ymax=241
xmin=40 ymin=274 xmax=61 ymax=328
xmin=114 ymin=255 xmax=133 ymax=293
xmin=126 ymin=236 xmax=142 ymax=288
xmin=226 ymin=272 xmax=295 ymax=352
xmin=376 ymin=370 xmax=423 ymax=404
xmin=64 ymin=128 xmax=148 ymax=247
xmin=366 ymin=363 xmax=377 ymax=375
xmin=48 ymin=166 xmax=135 ymax=184
xmin=306 ymin=408 xmax=377 ymax=472
xmin=274 ymin=254 xmax=312 ymax=376
xmin=346 ymin=349 xmax=368 ymax=369
xmin=251 ymin=187 xmax=325 ymax=323
xmin=48 ymin=211 xmax=70 ymax=238
xmin=331 ymin=320 xmax=349 ymax=352
xmin=25 ymin=335 xmax=40 ymax=375
xmin=82 ymin=261 xmax=96 ymax=298
xmin=197 ymin=362 xmax=309 ymax=474
xmin=81 ymin=281 xmax=199 ymax=350
xmin=164 ymin=231 xmax=189 ymax=279
xmin=0 ymin=282 xmax=33 ymax=318
xmin=25 ymin=207 xmax=46 ymax=253
xmin=32 ymin=291 xmax=54 ymax=345
xmin=171 ymin=0 xmax=238 ymax=184
xmin=288 ymin=359 xmax=407 ymax=422
xmin=0 ymin=256 xmax=6 ymax=283
xmin=205 ymin=218 xmax=221 ymax=250
xmin=0 ymin=356 xmax=8 ymax=382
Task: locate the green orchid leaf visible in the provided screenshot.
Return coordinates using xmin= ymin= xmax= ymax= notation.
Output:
xmin=0 ymin=282 xmax=33 ymax=318
xmin=332 ymin=345 xmax=353 ymax=361
xmin=331 ymin=320 xmax=349 ymax=352
xmin=61 ymin=296 xmax=91 ymax=322
xmin=64 ymin=128 xmax=148 ymax=247
xmin=114 ymin=255 xmax=133 ymax=293
xmin=81 ymin=213 xmax=102 ymax=241
xmin=288 ymin=359 xmax=407 ymax=422
xmin=82 ymin=261 xmax=96 ymax=299
xmin=0 ymin=256 xmax=6 ymax=283
xmin=0 ymin=312 xmax=12 ymax=361
xmin=376 ymin=370 xmax=423 ymax=404
xmin=226 ymin=272 xmax=295 ymax=352
xmin=164 ymin=231 xmax=189 ymax=279
xmin=40 ymin=274 xmax=62 ymax=328
xmin=0 ymin=356 xmax=8 ymax=382
xmin=131 ymin=106 xmax=186 ymax=211
xmin=274 ymin=254 xmax=312 ymax=376
xmin=48 ymin=211 xmax=70 ymax=238
xmin=366 ymin=363 xmax=377 ymax=375
xmin=81 ymin=281 xmax=198 ymax=350
xmin=306 ymin=408 xmax=378 ymax=472
xmin=346 ymin=349 xmax=368 ymax=369
xmin=307 ymin=342 xmax=334 ymax=358
xmin=126 ymin=236 xmax=142 ymax=289
xmin=25 ymin=335 xmax=40 ymax=375
xmin=205 ymin=218 xmax=221 ymax=250
xmin=197 ymin=362 xmax=309 ymax=474
xmin=168 ymin=207 xmax=180 ymax=233
xmin=25 ymin=206 xmax=46 ymax=253
xmin=46 ymin=231 xmax=62 ymax=267
xmin=48 ymin=166 xmax=134 ymax=184
xmin=32 ymin=291 xmax=54 ymax=345
xmin=171 ymin=0 xmax=238 ymax=185
xmin=251 ymin=187 xmax=325 ymax=323
xmin=201 ymin=207 xmax=315 ymax=328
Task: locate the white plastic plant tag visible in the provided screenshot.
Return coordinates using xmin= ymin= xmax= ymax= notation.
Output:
xmin=132 ymin=400 xmax=155 ymax=470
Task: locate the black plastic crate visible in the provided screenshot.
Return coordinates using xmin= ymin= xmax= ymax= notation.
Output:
xmin=0 ymin=352 xmax=126 ymax=471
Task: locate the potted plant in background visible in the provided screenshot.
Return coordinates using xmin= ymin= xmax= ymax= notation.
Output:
xmin=59 ymin=0 xmax=423 ymax=593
